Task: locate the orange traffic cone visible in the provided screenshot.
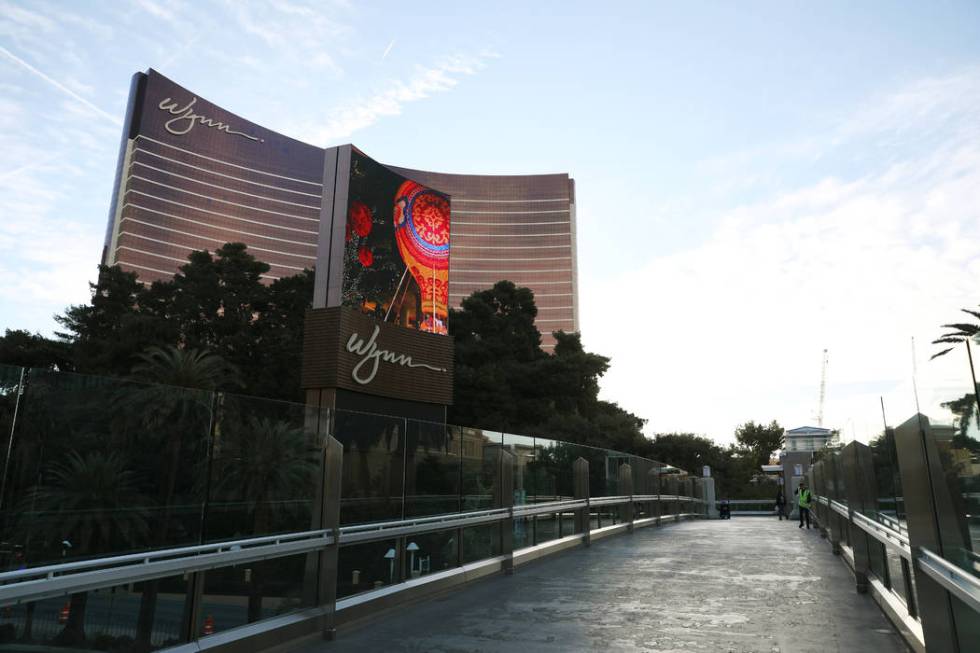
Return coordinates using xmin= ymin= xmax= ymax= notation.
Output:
xmin=202 ymin=614 xmax=214 ymax=635
xmin=58 ymin=601 xmax=70 ymax=624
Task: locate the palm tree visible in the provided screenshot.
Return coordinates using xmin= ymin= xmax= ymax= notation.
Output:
xmin=931 ymin=307 xmax=980 ymax=426
xmin=22 ymin=451 xmax=150 ymax=645
xmin=131 ymin=347 xmax=241 ymax=391
xmin=214 ymin=416 xmax=317 ymax=622
xmin=123 ymin=346 xmax=239 ymax=648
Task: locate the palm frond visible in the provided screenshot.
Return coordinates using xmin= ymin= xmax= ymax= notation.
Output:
xmin=961 ymin=308 xmax=980 ymax=321
xmin=940 ymin=323 xmax=980 ymax=335
xmin=932 ymin=337 xmax=964 ymax=345
xmin=930 ymin=347 xmax=955 ymax=360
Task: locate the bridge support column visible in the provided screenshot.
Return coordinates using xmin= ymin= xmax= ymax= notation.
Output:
xmin=619 ymin=463 xmax=634 ymax=532
xmin=499 ymin=449 xmax=515 ymax=574
xmin=573 ymin=457 xmax=590 ymax=546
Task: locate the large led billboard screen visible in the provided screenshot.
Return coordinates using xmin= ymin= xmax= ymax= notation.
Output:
xmin=342 ymin=149 xmax=451 ymax=335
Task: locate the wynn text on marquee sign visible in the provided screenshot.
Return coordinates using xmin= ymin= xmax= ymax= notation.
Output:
xmin=301 ymin=307 xmax=454 ymax=405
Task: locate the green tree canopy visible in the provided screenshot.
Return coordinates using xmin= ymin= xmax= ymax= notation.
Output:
xmin=1 ymin=243 xmax=315 ymax=401
xmin=734 ymin=420 xmax=784 ymax=468
xmin=448 ymin=280 xmax=651 ymax=455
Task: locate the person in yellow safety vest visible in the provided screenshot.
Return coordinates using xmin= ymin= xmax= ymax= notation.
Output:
xmin=795 ymin=480 xmax=812 ymax=529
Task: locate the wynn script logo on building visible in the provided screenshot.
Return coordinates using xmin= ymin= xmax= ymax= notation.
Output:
xmin=158 ymin=97 xmax=264 ymax=143
xmin=346 ymin=326 xmax=447 ymax=385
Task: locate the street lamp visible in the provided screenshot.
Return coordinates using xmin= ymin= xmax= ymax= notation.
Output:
xmin=407 ymin=542 xmax=420 ymax=577
xmin=384 ymin=548 xmax=396 ymax=583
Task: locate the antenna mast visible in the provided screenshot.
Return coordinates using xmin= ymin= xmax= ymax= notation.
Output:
xmin=817 ymin=349 xmax=829 ymax=427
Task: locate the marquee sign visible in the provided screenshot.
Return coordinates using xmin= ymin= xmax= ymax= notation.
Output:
xmin=301 ymin=306 xmax=454 ymax=405
xmin=157 ymin=96 xmax=264 ymax=142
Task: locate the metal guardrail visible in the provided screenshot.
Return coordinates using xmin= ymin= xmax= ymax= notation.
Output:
xmin=817 ymin=495 xmax=911 ymax=559
xmin=0 ymin=494 xmax=704 ymax=608
xmin=0 ymin=529 xmax=333 ymax=605
xmin=815 ymin=493 xmax=980 ymax=636
xmin=916 ymin=547 xmax=980 ymax=615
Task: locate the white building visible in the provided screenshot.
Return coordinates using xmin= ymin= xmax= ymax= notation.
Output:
xmin=784 ymin=426 xmax=834 ymax=452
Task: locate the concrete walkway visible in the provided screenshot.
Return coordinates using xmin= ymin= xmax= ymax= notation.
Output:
xmin=308 ymin=518 xmax=907 ymax=653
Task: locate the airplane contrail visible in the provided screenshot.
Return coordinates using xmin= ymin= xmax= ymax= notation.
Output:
xmin=0 ymin=44 xmax=122 ymax=126
xmin=381 ymin=39 xmax=395 ymax=61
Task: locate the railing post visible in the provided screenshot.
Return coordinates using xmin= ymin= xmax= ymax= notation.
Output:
xmin=618 ymin=463 xmax=633 ymax=532
xmin=702 ymin=476 xmax=717 ymax=519
xmin=498 ymin=449 xmax=515 ymax=574
xmin=824 ymin=455 xmax=843 ymax=554
xmin=893 ymin=414 xmax=964 ymax=652
xmin=811 ymin=462 xmax=827 ymax=538
xmin=317 ymin=433 xmax=343 ymax=639
xmin=573 ymin=457 xmax=590 ymax=546
xmin=842 ymin=443 xmax=872 ymax=593
xmin=650 ymin=468 xmax=661 ymax=525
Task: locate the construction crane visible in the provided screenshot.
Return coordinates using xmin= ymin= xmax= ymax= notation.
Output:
xmin=817 ymin=349 xmax=829 ymax=427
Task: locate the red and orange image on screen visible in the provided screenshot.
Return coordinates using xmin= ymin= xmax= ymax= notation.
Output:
xmin=393 ymin=180 xmax=450 ymax=334
xmin=342 ymin=150 xmax=450 ymax=335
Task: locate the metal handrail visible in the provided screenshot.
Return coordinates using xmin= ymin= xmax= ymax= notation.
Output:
xmin=917 ymin=547 xmax=980 ymax=614
xmin=0 ymin=529 xmax=332 ymax=584
xmin=0 ymin=530 xmax=334 ymax=606
xmin=338 ymin=507 xmax=507 ymax=534
xmin=589 ymin=495 xmax=631 ymax=506
xmin=0 ymin=493 xmax=706 ymax=606
xmin=338 ymin=508 xmax=510 ymax=545
xmin=513 ymin=499 xmax=587 ymax=517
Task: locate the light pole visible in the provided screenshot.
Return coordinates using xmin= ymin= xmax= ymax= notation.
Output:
xmin=406 ymin=542 xmax=420 ymax=577
xmin=384 ymin=548 xmax=396 ymax=583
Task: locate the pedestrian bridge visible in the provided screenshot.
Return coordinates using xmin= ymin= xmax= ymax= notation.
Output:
xmin=305 ymin=517 xmax=904 ymax=653
xmin=0 ymin=361 xmax=977 ymax=652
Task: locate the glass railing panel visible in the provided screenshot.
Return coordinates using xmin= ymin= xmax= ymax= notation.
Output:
xmin=199 ymin=551 xmax=314 ymax=631
xmin=204 ymin=392 xmax=319 ymax=542
xmin=501 ymin=432 xmax=534 ymax=509
xmin=529 ymin=437 xmax=574 ymax=504
xmin=832 ymin=453 xmax=851 ymax=546
xmin=0 ymin=574 xmax=190 ymax=652
xmin=0 ymin=364 xmax=25 ymax=565
xmin=404 ymin=529 xmax=458 ymax=578
xmin=927 ymin=403 xmax=980 ymax=643
xmin=462 ymin=523 xmax=500 ymax=563
xmin=460 ymin=427 xmax=500 ymax=512
xmin=403 ymin=419 xmax=461 ymax=518
xmin=333 ymin=410 xmax=406 ymax=525
xmin=337 ymin=538 xmax=399 ymax=599
xmin=870 ymin=428 xmax=906 ymax=528
xmin=3 ymin=369 xmax=212 ymax=569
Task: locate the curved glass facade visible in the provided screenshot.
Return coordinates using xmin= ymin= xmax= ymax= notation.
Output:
xmin=103 ymin=70 xmax=578 ymax=347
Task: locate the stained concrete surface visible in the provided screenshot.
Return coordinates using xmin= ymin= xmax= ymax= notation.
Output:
xmin=306 ymin=518 xmax=907 ymax=652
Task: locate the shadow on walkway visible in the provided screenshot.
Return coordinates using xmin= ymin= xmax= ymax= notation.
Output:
xmin=302 ymin=517 xmax=906 ymax=652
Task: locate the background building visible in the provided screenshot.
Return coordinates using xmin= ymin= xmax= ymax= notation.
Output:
xmin=388 ymin=167 xmax=578 ymax=349
xmin=103 ymin=69 xmax=578 ymax=347
xmin=783 ymin=425 xmax=834 ymax=452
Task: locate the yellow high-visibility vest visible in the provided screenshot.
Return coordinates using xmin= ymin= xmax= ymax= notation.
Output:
xmin=798 ymin=488 xmax=812 ymax=508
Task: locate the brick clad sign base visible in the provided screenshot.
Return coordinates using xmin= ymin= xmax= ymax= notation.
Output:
xmin=301 ymin=307 xmax=454 ymax=406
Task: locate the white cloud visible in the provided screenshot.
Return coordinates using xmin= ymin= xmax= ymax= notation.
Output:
xmin=305 ymin=52 xmax=497 ymax=145
xmin=582 ymin=68 xmax=980 ymax=445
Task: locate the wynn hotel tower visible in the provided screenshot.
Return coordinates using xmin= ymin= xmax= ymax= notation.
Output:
xmin=103 ymin=69 xmax=579 ymax=347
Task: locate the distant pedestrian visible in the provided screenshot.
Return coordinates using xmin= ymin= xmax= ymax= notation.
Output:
xmin=795 ymin=480 xmax=812 ymax=529
xmin=775 ymin=487 xmax=787 ymax=520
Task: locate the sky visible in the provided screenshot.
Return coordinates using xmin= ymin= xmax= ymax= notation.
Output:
xmin=2 ymin=1 xmax=980 ymax=445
